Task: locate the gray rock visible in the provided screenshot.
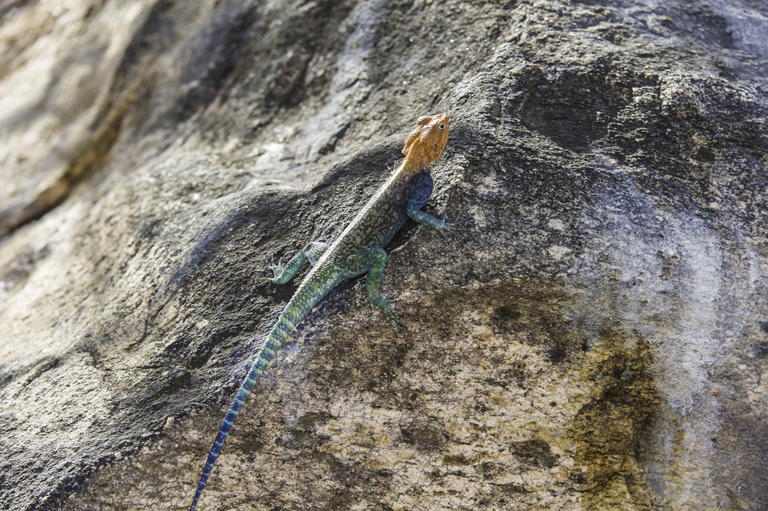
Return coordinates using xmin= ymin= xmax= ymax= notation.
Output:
xmin=1 ymin=0 xmax=766 ymax=509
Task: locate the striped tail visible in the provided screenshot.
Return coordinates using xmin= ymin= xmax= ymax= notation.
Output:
xmin=190 ymin=270 xmax=341 ymax=510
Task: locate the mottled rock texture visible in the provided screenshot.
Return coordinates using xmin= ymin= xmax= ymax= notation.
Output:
xmin=1 ymin=0 xmax=766 ymax=510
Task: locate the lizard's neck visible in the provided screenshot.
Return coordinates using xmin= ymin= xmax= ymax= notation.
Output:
xmin=400 ymin=158 xmax=431 ymax=177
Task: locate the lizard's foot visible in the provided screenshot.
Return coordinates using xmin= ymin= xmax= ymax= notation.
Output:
xmin=435 ymin=214 xmax=461 ymax=239
xmin=368 ymin=296 xmax=405 ymax=334
xmin=436 ymin=220 xmax=458 ymax=239
xmin=254 ymin=255 xmax=285 ymax=283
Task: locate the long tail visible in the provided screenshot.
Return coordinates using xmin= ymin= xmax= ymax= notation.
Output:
xmin=190 ymin=271 xmax=341 ymax=510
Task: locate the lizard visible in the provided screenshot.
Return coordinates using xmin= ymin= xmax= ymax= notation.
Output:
xmin=190 ymin=113 xmax=452 ymax=510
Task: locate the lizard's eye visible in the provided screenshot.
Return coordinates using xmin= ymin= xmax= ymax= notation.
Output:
xmin=438 ymin=123 xmax=445 ymax=132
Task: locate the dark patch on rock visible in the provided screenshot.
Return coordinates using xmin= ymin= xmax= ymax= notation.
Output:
xmin=511 ymin=439 xmax=558 ymax=469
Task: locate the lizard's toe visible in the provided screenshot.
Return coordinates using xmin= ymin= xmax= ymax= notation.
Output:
xmin=369 ymin=296 xmax=406 ymax=333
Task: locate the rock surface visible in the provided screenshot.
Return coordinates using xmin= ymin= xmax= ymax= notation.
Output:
xmin=1 ymin=0 xmax=767 ymax=509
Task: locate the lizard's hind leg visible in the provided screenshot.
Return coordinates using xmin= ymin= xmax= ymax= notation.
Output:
xmin=361 ymin=247 xmax=404 ymax=333
xmin=255 ymin=241 xmax=329 ymax=284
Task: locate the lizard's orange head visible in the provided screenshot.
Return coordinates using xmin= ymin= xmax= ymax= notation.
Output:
xmin=402 ymin=114 xmax=449 ymax=172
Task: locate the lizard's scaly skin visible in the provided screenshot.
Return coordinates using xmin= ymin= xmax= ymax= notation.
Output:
xmin=191 ymin=114 xmax=451 ymax=510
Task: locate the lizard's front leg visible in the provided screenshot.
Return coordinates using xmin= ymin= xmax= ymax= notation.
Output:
xmin=256 ymin=241 xmax=328 ymax=284
xmin=407 ymin=172 xmax=456 ymax=238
